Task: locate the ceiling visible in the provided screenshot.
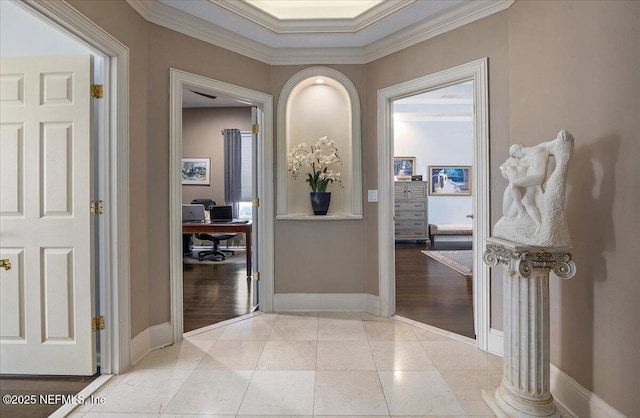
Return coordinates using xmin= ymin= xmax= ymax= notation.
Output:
xmin=126 ymin=0 xmax=514 ymax=65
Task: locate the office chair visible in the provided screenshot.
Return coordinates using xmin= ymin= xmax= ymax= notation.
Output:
xmin=190 ymin=199 xmax=236 ymax=261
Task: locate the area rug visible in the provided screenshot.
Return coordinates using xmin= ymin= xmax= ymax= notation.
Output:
xmin=421 ymin=250 xmax=472 ymax=276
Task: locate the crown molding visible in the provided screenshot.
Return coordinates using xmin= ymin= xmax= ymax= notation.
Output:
xmin=210 ymin=0 xmax=416 ymax=34
xmin=363 ymin=0 xmax=515 ymax=62
xmin=126 ymin=0 xmax=514 ymax=65
xmin=126 ymin=0 xmax=275 ymax=63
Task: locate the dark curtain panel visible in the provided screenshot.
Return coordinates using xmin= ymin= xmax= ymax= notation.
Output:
xmin=223 ymin=128 xmax=242 ymax=217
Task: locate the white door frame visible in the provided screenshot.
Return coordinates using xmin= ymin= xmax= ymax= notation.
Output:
xmin=169 ymin=69 xmax=274 ymax=342
xmin=18 ymin=0 xmax=131 ymax=373
xmin=377 ymin=58 xmax=492 ymax=350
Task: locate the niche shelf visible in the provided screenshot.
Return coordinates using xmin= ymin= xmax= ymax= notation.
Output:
xmin=277 ymin=67 xmax=362 ymax=220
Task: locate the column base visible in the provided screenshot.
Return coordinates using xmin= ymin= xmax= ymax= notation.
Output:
xmin=483 ymin=387 xmax=564 ymax=418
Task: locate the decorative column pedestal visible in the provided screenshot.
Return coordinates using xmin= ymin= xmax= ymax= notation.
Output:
xmin=483 ymin=237 xmax=576 ymax=418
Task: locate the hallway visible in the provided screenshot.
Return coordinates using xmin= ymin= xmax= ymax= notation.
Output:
xmin=68 ymin=313 xmax=501 ymax=416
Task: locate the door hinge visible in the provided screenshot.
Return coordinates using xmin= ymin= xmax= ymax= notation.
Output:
xmin=90 ymin=200 xmax=104 ymax=215
xmin=252 ymin=198 xmax=259 ymax=208
xmin=252 ymin=272 xmax=260 ymax=281
xmin=92 ymin=316 xmax=105 ymax=332
xmin=90 ymin=84 xmax=104 ymax=99
xmin=252 ymin=124 xmax=259 ymax=134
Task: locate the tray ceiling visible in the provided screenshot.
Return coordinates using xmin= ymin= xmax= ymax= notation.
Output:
xmin=127 ymin=0 xmax=513 ymax=64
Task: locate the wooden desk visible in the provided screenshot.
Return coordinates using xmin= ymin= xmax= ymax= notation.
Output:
xmin=183 ymin=221 xmax=252 ymax=278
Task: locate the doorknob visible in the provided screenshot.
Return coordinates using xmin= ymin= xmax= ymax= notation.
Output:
xmin=0 ymin=259 xmax=11 ymax=271
xmin=466 ymin=214 xmax=474 ymax=219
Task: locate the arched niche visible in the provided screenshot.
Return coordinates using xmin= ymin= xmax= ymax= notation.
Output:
xmin=277 ymin=67 xmax=362 ymax=219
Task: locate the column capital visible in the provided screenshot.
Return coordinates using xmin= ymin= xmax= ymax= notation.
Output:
xmin=484 ymin=237 xmax=576 ymax=279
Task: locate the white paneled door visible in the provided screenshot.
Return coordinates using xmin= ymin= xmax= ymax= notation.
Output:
xmin=0 ymin=55 xmax=95 ymax=375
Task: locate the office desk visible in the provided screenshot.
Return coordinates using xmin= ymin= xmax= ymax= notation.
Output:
xmin=183 ymin=221 xmax=252 ymax=278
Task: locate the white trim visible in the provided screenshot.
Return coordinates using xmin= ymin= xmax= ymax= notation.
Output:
xmin=550 ymin=364 xmax=626 ymax=418
xmin=125 ymin=0 xmax=514 ymax=65
xmin=472 ymin=328 xmax=625 ymax=418
xmin=488 ymin=328 xmax=504 ymax=356
xmin=50 ymin=374 xmax=113 ymax=417
xmin=362 ymin=1 xmax=514 ymax=63
xmin=183 ymin=311 xmax=263 ymax=339
xmin=129 ymin=322 xmax=173 ymax=366
xmin=276 ymin=67 xmax=362 ymax=218
xmin=366 ymin=294 xmax=381 ymax=316
xmin=377 ymin=59 xmax=491 ymax=351
xmin=395 ymin=315 xmax=477 ymax=347
xmin=274 ymin=293 xmax=371 ymax=312
xmin=211 ymin=0 xmax=415 ymax=34
xmin=169 ymin=69 xmax=274 ymax=343
xmin=276 ymin=214 xmax=363 ymax=221
xmin=18 ymin=0 xmax=130 ymax=374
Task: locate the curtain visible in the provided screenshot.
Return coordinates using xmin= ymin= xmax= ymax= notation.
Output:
xmin=223 ymin=128 xmax=242 ymax=217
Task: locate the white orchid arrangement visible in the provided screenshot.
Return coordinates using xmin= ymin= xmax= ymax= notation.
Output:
xmin=287 ymin=136 xmax=343 ymax=193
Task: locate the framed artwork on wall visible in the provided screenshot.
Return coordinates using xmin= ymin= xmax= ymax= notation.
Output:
xmin=394 ymin=156 xmax=416 ymax=180
xmin=181 ymin=157 xmax=211 ymax=185
xmin=429 ymin=166 xmax=471 ymax=195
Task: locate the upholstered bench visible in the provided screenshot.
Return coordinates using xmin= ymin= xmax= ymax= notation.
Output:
xmin=429 ymin=224 xmax=473 ymax=249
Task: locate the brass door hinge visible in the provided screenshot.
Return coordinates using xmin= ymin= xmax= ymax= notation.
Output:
xmin=0 ymin=259 xmax=11 ymax=271
xmin=252 ymin=124 xmax=259 ymax=134
xmin=90 ymin=200 xmax=104 ymax=215
xmin=92 ymin=316 xmax=105 ymax=332
xmin=90 ymin=84 xmax=104 ymax=99
xmin=252 ymin=272 xmax=260 ymax=281
xmin=252 ymin=198 xmax=259 ymax=208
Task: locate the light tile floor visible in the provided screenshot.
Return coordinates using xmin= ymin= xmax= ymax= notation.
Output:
xmin=69 ymin=313 xmax=502 ymax=417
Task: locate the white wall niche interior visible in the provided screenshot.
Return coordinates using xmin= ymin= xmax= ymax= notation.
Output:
xmin=277 ymin=67 xmax=362 ymax=220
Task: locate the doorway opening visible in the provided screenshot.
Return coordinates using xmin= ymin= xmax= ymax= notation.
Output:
xmin=180 ymin=93 xmax=257 ymax=333
xmin=169 ymin=69 xmax=275 ymax=343
xmin=392 ymin=81 xmax=475 ymax=338
xmin=377 ymin=59 xmax=491 ymax=350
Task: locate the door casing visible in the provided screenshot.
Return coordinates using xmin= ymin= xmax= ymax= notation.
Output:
xmin=377 ymin=58 xmax=493 ymax=351
xmin=17 ymin=0 xmax=132 ymax=373
xmin=169 ymin=69 xmax=274 ymax=342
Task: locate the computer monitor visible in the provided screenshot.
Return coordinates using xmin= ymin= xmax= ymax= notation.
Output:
xmin=182 ymin=204 xmax=206 ymax=222
xmin=209 ymin=205 xmax=233 ymax=222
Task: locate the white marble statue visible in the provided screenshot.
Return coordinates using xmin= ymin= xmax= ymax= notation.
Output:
xmin=493 ymin=130 xmax=574 ymax=247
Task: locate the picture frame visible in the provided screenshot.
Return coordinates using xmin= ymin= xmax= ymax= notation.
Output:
xmin=394 ymin=156 xmax=416 ymax=180
xmin=429 ymin=166 xmax=471 ymax=196
xmin=181 ymin=157 xmax=211 ymax=185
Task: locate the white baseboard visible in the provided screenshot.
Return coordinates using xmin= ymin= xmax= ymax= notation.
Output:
xmin=488 ymin=327 xmax=504 ymax=356
xmin=550 ymin=364 xmax=626 ymax=418
xmin=366 ymin=294 xmax=381 ymax=316
xmin=471 ymin=328 xmax=623 ymax=417
xmin=130 ymin=322 xmax=173 ymax=365
xmin=274 ymin=293 xmax=376 ymax=312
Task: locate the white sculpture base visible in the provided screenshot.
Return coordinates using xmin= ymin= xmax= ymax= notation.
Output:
xmin=483 ymin=237 xmax=576 ymax=418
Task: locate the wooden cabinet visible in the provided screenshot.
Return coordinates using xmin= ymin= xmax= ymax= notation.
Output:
xmin=394 ymin=181 xmax=429 ymax=241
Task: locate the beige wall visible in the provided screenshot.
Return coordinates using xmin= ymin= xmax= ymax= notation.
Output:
xmin=507 ymin=1 xmax=640 ymax=414
xmin=181 ymin=107 xmax=252 ymax=205
xmin=66 ymin=0 xmax=639 ymax=414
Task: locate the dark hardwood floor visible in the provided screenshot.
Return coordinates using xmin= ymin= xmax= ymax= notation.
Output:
xmin=395 ymin=241 xmax=475 ymax=339
xmin=183 ymin=253 xmax=255 ymax=333
xmin=0 ymin=374 xmax=98 ymax=418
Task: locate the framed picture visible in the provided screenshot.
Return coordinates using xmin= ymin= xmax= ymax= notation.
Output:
xmin=181 ymin=157 xmax=211 ymax=185
xmin=429 ymin=166 xmax=471 ymax=195
xmin=394 ymin=156 xmax=416 ymax=180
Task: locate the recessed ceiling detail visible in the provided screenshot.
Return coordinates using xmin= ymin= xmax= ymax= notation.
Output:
xmin=245 ymin=0 xmax=385 ymax=20
xmin=127 ymin=0 xmax=514 ymax=64
xmin=211 ymin=0 xmax=415 ymax=34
